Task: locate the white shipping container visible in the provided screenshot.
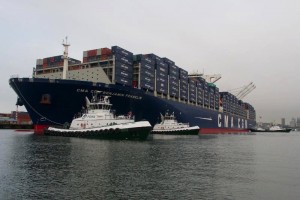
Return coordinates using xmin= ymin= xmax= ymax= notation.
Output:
xmin=83 ymin=51 xmax=88 ymax=57
xmin=36 ymin=59 xmax=43 ymax=65
xmin=96 ymin=48 xmax=102 ymax=56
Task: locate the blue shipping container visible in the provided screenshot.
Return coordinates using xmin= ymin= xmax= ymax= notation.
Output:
xmin=140 ymin=75 xmax=154 ymax=83
xmin=115 ymin=75 xmax=132 ymax=86
xmin=111 ymin=46 xmax=133 ymax=58
xmin=156 ymin=65 xmax=168 ymax=74
xmin=156 ymin=61 xmax=168 ymax=68
xmin=140 ymin=63 xmax=155 ymax=72
xmin=141 ymin=69 xmax=155 ymax=79
xmin=134 ymin=54 xmax=155 ymax=65
xmin=162 ymin=57 xmax=175 ymax=65
xmin=156 ymin=72 xmax=168 ymax=79
xmin=114 ymin=53 xmax=133 ymax=65
xmin=115 ymin=68 xmax=133 ymax=79
xmin=115 ymin=62 xmax=133 ymax=72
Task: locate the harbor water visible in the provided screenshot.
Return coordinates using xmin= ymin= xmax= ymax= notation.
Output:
xmin=1 ymin=130 xmax=300 ymax=199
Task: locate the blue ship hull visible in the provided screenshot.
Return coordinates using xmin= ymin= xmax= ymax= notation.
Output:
xmin=9 ymin=78 xmax=256 ymax=134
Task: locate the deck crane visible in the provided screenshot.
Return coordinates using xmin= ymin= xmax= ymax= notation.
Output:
xmin=188 ymin=72 xmax=222 ymax=83
xmin=233 ymin=82 xmax=256 ymax=100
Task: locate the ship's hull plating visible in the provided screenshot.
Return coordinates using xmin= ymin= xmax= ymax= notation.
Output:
xmin=9 ymin=78 xmax=256 ymax=134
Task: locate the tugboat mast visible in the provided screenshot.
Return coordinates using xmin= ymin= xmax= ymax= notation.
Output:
xmin=62 ymin=36 xmax=70 ymax=79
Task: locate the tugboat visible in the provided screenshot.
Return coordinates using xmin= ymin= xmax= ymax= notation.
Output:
xmin=151 ymin=112 xmax=200 ymax=135
xmin=44 ymin=91 xmax=152 ymax=140
xmin=249 ymin=127 xmax=266 ymax=132
xmin=250 ymin=125 xmax=292 ymax=133
xmin=267 ymin=125 xmax=292 ymax=133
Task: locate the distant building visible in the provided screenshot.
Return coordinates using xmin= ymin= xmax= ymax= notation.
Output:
xmin=290 ymin=118 xmax=296 ymax=128
xmin=297 ymin=118 xmax=300 ymax=127
xmin=281 ymin=118 xmax=285 ymax=127
xmin=0 ymin=112 xmax=32 ymax=124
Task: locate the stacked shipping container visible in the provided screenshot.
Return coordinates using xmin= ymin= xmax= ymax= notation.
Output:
xmin=168 ymin=64 xmax=179 ymax=98
xmin=144 ymin=54 xmax=168 ymax=95
xmin=82 ymin=46 xmax=135 ymax=86
xmin=112 ymin=46 xmax=134 ymax=86
xmin=220 ymin=92 xmax=256 ymax=120
xmin=188 ymin=78 xmax=196 ymax=103
xmin=179 ymin=68 xmax=188 ymax=101
xmin=36 ymin=56 xmax=81 ymax=70
xmin=133 ymin=54 xmax=155 ymax=91
xmin=196 ymin=79 xmax=204 ymax=106
xmin=36 ymin=45 xmax=255 ymax=120
xmin=82 ymin=48 xmax=112 ymax=63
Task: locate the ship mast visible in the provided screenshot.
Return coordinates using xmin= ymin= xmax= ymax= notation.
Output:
xmin=62 ymin=37 xmax=70 ymax=79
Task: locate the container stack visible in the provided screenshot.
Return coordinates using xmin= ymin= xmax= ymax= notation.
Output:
xmin=82 ymin=48 xmax=112 ymax=63
xmin=246 ymin=103 xmax=256 ymax=120
xmin=69 ymin=58 xmax=81 ymax=65
xmin=163 ymin=58 xmax=179 ymax=98
xmin=43 ymin=55 xmax=63 ymax=68
xmin=233 ymin=96 xmax=238 ymax=115
xmin=208 ymin=83 xmax=215 ymax=109
xmin=220 ymin=92 xmax=255 ymax=118
xmin=179 ymin=68 xmax=188 ymax=101
xmin=36 ymin=59 xmax=43 ymax=70
xmin=133 ymin=54 xmax=155 ymax=91
xmin=36 ymin=56 xmax=81 ymax=70
xmin=155 ymin=57 xmax=168 ymax=95
xmin=196 ymin=78 xmax=205 ymax=107
xmin=203 ymin=81 xmax=209 ymax=108
xmin=220 ymin=92 xmax=230 ymax=113
xmin=112 ymin=46 xmax=133 ymax=86
xmin=86 ymin=48 xmax=111 ymax=61
xmin=188 ymin=78 xmax=196 ymax=104
xmin=215 ymin=87 xmax=220 ymax=110
xmin=238 ymin=100 xmax=247 ymax=118
xmin=168 ymin=64 xmax=179 ymax=98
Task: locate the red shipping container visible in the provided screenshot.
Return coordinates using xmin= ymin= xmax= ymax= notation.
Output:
xmin=87 ymin=49 xmax=97 ymax=57
xmin=132 ymin=80 xmax=137 ymax=88
xmin=43 ymin=58 xmax=47 ymax=65
xmin=101 ymin=48 xmax=112 ymax=56
xmin=83 ymin=57 xmax=88 ymax=63
xmin=100 ymin=55 xmax=108 ymax=60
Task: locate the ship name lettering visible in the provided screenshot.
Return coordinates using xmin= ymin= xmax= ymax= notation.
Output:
xmin=77 ymin=89 xmax=89 ymax=93
xmin=224 ymin=115 xmax=229 ymax=128
xmin=125 ymin=94 xmax=142 ymax=100
xmin=94 ymin=91 xmax=125 ymax=97
xmin=91 ymin=91 xmax=142 ymax=100
xmin=218 ymin=114 xmax=222 ymax=127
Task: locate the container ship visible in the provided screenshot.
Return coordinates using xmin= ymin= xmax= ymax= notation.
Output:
xmin=9 ymin=40 xmax=256 ymax=134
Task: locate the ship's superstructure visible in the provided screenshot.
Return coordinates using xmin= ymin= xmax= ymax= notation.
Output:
xmin=10 ymin=44 xmax=256 ymax=134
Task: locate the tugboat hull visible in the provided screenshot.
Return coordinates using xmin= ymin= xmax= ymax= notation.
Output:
xmin=44 ymin=121 xmax=152 ymax=140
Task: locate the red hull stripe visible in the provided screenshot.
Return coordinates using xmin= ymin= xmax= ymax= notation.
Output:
xmin=200 ymin=128 xmax=250 ymax=134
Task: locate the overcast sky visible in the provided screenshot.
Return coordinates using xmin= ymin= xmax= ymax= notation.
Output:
xmin=1 ymin=0 xmax=299 ymax=123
